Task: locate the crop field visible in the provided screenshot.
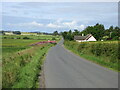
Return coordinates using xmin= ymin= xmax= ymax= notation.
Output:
xmin=64 ymin=40 xmax=119 ymax=71
xmin=2 ymin=35 xmax=60 ymax=88
xmin=2 ymin=39 xmax=42 ymax=56
xmin=2 ymin=35 xmax=60 ymax=40
xmin=2 ymin=35 xmax=60 ymax=55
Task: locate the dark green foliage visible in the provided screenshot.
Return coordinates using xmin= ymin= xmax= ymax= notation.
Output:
xmin=61 ymin=23 xmax=120 ymax=41
xmin=17 ymin=37 xmax=21 ymax=39
xmin=78 ymin=43 xmax=86 ymax=53
xmin=61 ymin=30 xmax=74 ymax=41
xmin=13 ymin=31 xmax=21 ymax=35
xmin=52 ymin=37 xmax=56 ymax=40
xmin=23 ymin=37 xmax=30 ymax=39
xmin=3 ymin=37 xmax=7 ymax=39
xmin=53 ymin=31 xmax=59 ymax=36
xmin=73 ymin=29 xmax=80 ymax=35
xmin=80 ymin=23 xmax=105 ymax=40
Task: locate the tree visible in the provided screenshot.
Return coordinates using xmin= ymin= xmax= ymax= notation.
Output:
xmin=109 ymin=26 xmax=114 ymax=32
xmin=104 ymin=26 xmax=120 ymax=40
xmin=61 ymin=30 xmax=74 ymax=41
xmin=67 ymin=30 xmax=74 ymax=41
xmin=80 ymin=23 xmax=105 ymax=40
xmin=93 ymin=23 xmax=105 ymax=40
xmin=13 ymin=31 xmax=21 ymax=35
xmin=69 ymin=30 xmax=72 ymax=34
xmin=53 ymin=31 xmax=59 ymax=36
xmin=73 ymin=29 xmax=80 ymax=35
xmin=61 ymin=23 xmax=119 ymax=41
xmin=61 ymin=31 xmax=67 ymax=40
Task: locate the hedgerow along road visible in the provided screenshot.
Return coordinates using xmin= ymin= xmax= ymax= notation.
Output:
xmin=44 ymin=39 xmax=118 ymax=88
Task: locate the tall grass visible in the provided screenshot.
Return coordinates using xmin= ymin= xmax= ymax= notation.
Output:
xmin=64 ymin=41 xmax=119 ymax=71
xmin=2 ymin=35 xmax=59 ymax=88
xmin=2 ymin=44 xmax=53 ymax=88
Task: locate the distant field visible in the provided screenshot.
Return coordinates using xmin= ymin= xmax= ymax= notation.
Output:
xmin=2 ymin=35 xmax=61 ymax=55
xmin=2 ymin=39 xmax=41 ymax=46
xmin=2 ymin=35 xmax=60 ymax=88
xmin=2 ymin=35 xmax=60 ymax=40
xmin=2 ymin=39 xmax=42 ymax=57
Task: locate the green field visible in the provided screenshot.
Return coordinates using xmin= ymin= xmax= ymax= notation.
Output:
xmin=2 ymin=35 xmax=61 ymax=56
xmin=2 ymin=39 xmax=42 ymax=56
xmin=2 ymin=35 xmax=60 ymax=88
xmin=2 ymin=35 xmax=60 ymax=40
xmin=64 ymin=40 xmax=119 ymax=71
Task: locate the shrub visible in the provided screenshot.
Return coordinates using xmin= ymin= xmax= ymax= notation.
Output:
xmin=52 ymin=37 xmax=56 ymax=40
xmin=3 ymin=37 xmax=7 ymax=39
xmin=11 ymin=37 xmax=14 ymax=39
xmin=17 ymin=37 xmax=21 ymax=39
xmin=23 ymin=37 xmax=30 ymax=39
xmin=64 ymin=41 xmax=119 ymax=70
xmin=13 ymin=31 xmax=21 ymax=35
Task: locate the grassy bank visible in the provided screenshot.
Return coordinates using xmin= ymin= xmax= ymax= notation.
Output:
xmin=64 ymin=41 xmax=119 ymax=71
xmin=3 ymin=44 xmax=54 ymax=88
xmin=2 ymin=35 xmax=59 ymax=88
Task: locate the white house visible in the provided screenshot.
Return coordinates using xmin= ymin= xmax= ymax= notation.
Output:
xmin=74 ymin=34 xmax=97 ymax=42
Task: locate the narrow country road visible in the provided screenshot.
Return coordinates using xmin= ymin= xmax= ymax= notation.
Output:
xmin=44 ymin=39 xmax=118 ymax=88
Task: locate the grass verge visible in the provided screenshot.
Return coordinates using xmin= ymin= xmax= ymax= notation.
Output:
xmin=2 ymin=44 xmax=55 ymax=88
xmin=64 ymin=41 xmax=119 ymax=72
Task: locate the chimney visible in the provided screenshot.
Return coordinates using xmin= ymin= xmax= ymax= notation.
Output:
xmin=82 ymin=33 xmax=84 ymax=36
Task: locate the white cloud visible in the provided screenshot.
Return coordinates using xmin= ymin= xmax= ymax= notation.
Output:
xmin=78 ymin=25 xmax=85 ymax=30
xmin=47 ymin=23 xmax=61 ymax=28
xmin=46 ymin=20 xmax=85 ymax=30
xmin=7 ymin=20 xmax=85 ymax=31
xmin=8 ymin=21 xmax=44 ymax=27
xmin=63 ymin=20 xmax=77 ymax=28
xmin=63 ymin=20 xmax=77 ymax=25
xmin=29 ymin=21 xmax=43 ymax=27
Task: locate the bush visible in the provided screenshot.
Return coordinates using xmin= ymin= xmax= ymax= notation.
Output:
xmin=3 ymin=37 xmax=7 ymax=39
xmin=23 ymin=37 xmax=30 ymax=39
xmin=52 ymin=37 xmax=56 ymax=40
xmin=17 ymin=37 xmax=21 ymax=39
xmin=64 ymin=41 xmax=119 ymax=71
xmin=11 ymin=37 xmax=14 ymax=39
xmin=13 ymin=31 xmax=21 ymax=35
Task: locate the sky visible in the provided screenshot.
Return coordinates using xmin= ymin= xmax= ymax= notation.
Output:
xmin=1 ymin=2 xmax=118 ymax=33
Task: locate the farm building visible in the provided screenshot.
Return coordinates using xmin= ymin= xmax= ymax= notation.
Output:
xmin=4 ymin=32 xmax=14 ymax=35
xmin=74 ymin=34 xmax=96 ymax=42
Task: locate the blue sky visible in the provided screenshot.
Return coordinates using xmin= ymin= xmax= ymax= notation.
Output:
xmin=1 ymin=2 xmax=118 ymax=33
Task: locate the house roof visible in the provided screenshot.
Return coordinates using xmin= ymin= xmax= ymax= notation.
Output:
xmin=74 ymin=34 xmax=92 ymax=40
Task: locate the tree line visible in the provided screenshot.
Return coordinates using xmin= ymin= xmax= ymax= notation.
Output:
xmin=61 ymin=23 xmax=120 ymax=41
xmin=1 ymin=30 xmax=60 ymax=35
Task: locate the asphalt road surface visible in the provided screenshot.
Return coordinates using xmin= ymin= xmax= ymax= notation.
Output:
xmin=44 ymin=39 xmax=118 ymax=88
